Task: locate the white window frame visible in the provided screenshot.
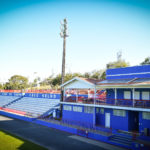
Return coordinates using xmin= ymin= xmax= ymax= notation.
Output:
xmin=84 ymin=106 xmax=93 ymax=114
xmin=124 ymin=91 xmax=131 ymax=99
xmin=135 ymin=91 xmax=140 ymax=100
xmin=113 ymin=109 xmax=126 ymax=117
xmin=64 ymin=105 xmax=72 ymax=111
xmin=143 ymin=112 xmax=150 ymax=120
xmin=100 ymin=108 xmax=104 ymax=114
xmin=96 ymin=108 xmax=99 ymax=113
xmin=142 ymin=91 xmax=149 ymax=100
xmin=73 ymin=106 xmax=82 ymax=112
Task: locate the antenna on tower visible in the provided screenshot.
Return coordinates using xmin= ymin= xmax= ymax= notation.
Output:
xmin=117 ymin=51 xmax=122 ymax=61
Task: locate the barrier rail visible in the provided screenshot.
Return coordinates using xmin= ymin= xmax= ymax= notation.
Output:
xmin=64 ymin=96 xmax=150 ymax=108
xmin=0 ymin=89 xmax=60 ymax=93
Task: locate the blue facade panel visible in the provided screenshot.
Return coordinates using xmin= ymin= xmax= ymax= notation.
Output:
xmin=0 ymin=92 xmax=23 ymax=97
xmin=96 ymin=113 xmax=105 ymax=126
xmin=139 ymin=112 xmax=150 ymax=133
xmin=96 ymin=108 xmax=129 ymax=131
xmin=62 ymin=104 xmax=94 ymax=127
xmin=106 ymin=65 xmax=150 ymax=79
xmin=111 ymin=112 xmax=129 ymax=131
xmin=106 ymin=89 xmax=115 ymax=104
xmin=24 ymin=93 xmax=60 ymax=99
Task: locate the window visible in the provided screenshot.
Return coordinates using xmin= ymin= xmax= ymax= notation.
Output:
xmin=84 ymin=106 xmax=93 ymax=113
xmin=64 ymin=105 xmax=72 ymax=111
xmin=73 ymin=106 xmax=82 ymax=112
xmin=143 ymin=112 xmax=150 ymax=120
xmin=113 ymin=109 xmax=126 ymax=117
xmin=135 ymin=91 xmax=140 ymax=100
xmin=142 ymin=92 xmax=149 ymax=100
xmin=100 ymin=108 xmax=104 ymax=114
xmin=96 ymin=108 xmax=99 ymax=113
xmin=124 ymin=91 xmax=131 ymax=99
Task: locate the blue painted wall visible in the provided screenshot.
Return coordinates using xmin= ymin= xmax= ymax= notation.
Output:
xmin=139 ymin=112 xmax=150 ymax=134
xmin=96 ymin=107 xmax=129 ymax=131
xmin=24 ymin=93 xmax=60 ymax=99
xmin=62 ymin=104 xmax=94 ymax=128
xmin=0 ymin=92 xmax=23 ymax=97
xmin=106 ymin=65 xmax=150 ymax=79
xmin=111 ymin=111 xmax=129 ymax=131
xmin=0 ymin=92 xmax=88 ymax=100
xmin=96 ymin=109 xmax=105 ymax=127
xmin=0 ymin=111 xmax=34 ymax=122
xmin=106 ymin=89 xmax=115 ymax=104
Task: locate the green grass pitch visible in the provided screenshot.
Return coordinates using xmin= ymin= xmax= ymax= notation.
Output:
xmin=0 ymin=129 xmax=47 ymax=150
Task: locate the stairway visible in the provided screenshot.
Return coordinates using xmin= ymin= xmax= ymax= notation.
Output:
xmin=38 ymin=104 xmax=60 ymax=119
xmin=109 ymin=134 xmax=133 ymax=148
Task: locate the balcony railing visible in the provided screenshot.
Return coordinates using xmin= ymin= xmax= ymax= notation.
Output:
xmin=63 ymin=96 xmax=150 ymax=108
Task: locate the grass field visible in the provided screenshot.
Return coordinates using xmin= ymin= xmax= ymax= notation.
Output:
xmin=0 ymin=129 xmax=47 ymax=150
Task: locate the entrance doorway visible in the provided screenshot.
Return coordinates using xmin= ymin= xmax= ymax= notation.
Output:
xmin=129 ymin=111 xmax=139 ymax=132
xmin=105 ymin=113 xmax=110 ymax=128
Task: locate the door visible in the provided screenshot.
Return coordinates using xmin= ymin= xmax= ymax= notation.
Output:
xmin=129 ymin=111 xmax=139 ymax=132
xmin=133 ymin=112 xmax=139 ymax=131
xmin=105 ymin=113 xmax=110 ymax=128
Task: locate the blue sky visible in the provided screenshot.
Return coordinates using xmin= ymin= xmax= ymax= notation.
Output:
xmin=0 ymin=0 xmax=150 ymax=82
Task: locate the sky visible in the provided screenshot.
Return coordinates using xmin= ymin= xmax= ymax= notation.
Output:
xmin=0 ymin=0 xmax=150 ymax=83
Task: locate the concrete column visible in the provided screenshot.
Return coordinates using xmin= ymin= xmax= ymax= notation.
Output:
xmin=76 ymin=89 xmax=78 ymax=102
xmin=132 ymin=88 xmax=135 ymax=107
xmin=94 ymin=87 xmax=96 ymax=105
xmin=93 ymin=87 xmax=97 ymax=127
xmin=64 ymin=88 xmax=66 ymax=102
xmin=114 ymin=88 xmax=117 ymax=105
xmin=93 ymin=107 xmax=96 ymax=127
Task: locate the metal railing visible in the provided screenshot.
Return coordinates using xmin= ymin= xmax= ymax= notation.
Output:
xmin=64 ymin=96 xmax=150 ymax=108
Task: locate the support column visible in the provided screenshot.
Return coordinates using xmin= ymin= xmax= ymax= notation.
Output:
xmin=114 ymin=88 xmax=117 ymax=105
xmin=76 ymin=89 xmax=78 ymax=102
xmin=64 ymin=88 xmax=66 ymax=102
xmin=94 ymin=87 xmax=96 ymax=105
xmin=93 ymin=86 xmax=96 ymax=127
xmin=132 ymin=88 xmax=135 ymax=107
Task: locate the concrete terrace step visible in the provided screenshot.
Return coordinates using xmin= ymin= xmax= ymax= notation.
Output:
xmin=112 ymin=134 xmax=132 ymax=140
xmin=109 ymin=135 xmax=133 ymax=147
xmin=110 ymin=138 xmax=132 ymax=146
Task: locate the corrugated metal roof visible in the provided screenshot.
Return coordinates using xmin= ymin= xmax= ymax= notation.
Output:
xmin=97 ymin=78 xmax=150 ymax=86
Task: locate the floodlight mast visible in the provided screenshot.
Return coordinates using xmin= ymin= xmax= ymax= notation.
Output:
xmin=60 ymin=18 xmax=69 ymax=113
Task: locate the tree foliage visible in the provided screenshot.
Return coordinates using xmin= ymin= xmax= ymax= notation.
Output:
xmin=107 ymin=60 xmax=129 ymax=69
xmin=0 ymin=83 xmax=3 ymax=89
xmin=140 ymin=57 xmax=150 ymax=65
xmin=3 ymin=75 xmax=29 ymax=90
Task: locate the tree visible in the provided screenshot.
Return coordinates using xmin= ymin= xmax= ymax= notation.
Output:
xmin=4 ymin=75 xmax=29 ymax=90
xmin=90 ymin=69 xmax=106 ymax=79
xmin=31 ymin=77 xmax=41 ymax=87
xmin=140 ymin=57 xmax=150 ymax=65
xmin=83 ymin=72 xmax=91 ymax=78
xmin=0 ymin=83 xmax=3 ymax=89
xmin=52 ymin=74 xmax=62 ymax=87
xmin=107 ymin=60 xmax=129 ymax=69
